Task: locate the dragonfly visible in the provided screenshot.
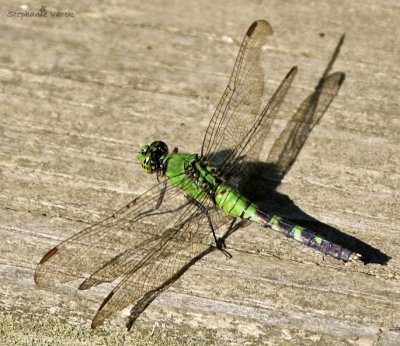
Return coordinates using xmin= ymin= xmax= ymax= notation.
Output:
xmin=35 ymin=20 xmax=360 ymax=329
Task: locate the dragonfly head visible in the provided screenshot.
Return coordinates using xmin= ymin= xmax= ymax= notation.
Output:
xmin=137 ymin=141 xmax=169 ymax=174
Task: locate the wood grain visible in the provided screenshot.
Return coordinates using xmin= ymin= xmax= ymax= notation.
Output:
xmin=1 ymin=0 xmax=399 ymax=344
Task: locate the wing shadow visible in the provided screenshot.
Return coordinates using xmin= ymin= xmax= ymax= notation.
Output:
xmin=237 ymin=34 xmax=390 ymax=265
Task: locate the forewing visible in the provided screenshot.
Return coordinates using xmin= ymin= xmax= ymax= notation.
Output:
xmin=201 ymin=20 xmax=272 ymax=165
xmin=222 ymin=66 xmax=298 ymax=183
xmin=34 ymin=176 xmax=212 ymax=288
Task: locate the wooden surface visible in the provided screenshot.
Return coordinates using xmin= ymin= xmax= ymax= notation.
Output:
xmin=1 ymin=1 xmax=399 ymax=345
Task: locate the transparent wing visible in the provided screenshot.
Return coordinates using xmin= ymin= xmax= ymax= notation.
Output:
xmin=35 ymin=176 xmax=232 ymax=327
xmin=89 ymin=195 xmax=230 ymax=328
xmin=221 ymin=66 xmax=297 ymax=181
xmin=35 ymin=176 xmax=229 ymax=289
xmin=201 ymin=20 xmax=272 ymax=165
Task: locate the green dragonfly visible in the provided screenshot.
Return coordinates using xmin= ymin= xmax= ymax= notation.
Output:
xmin=35 ymin=20 xmax=360 ymax=329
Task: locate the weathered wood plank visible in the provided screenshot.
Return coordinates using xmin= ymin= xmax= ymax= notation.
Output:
xmin=1 ymin=0 xmax=399 ymax=344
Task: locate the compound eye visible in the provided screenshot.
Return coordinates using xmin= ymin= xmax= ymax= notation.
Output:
xmin=150 ymin=141 xmax=168 ymax=156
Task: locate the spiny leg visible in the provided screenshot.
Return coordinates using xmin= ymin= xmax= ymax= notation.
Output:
xmin=190 ymin=198 xmax=232 ymax=258
xmin=134 ymin=181 xmax=191 ymax=222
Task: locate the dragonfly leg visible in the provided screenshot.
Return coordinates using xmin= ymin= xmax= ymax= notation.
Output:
xmin=134 ymin=181 xmax=191 ymax=221
xmin=191 ymin=199 xmax=232 ymax=258
xmin=215 ymin=218 xmax=236 ymax=258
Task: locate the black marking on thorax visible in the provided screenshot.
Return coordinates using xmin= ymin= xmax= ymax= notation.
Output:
xmin=185 ymin=157 xmax=223 ymax=199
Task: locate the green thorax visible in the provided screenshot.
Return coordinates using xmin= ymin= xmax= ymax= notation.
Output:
xmin=164 ymin=153 xmax=259 ymax=220
xmin=164 ymin=153 xmax=219 ymax=199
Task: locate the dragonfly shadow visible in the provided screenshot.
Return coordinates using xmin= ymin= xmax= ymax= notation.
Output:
xmin=237 ymin=34 xmax=390 ymax=265
xmin=238 ymin=161 xmax=390 ymax=265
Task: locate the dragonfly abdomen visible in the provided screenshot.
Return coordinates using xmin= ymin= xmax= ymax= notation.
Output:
xmin=252 ymin=209 xmax=357 ymax=261
xmin=167 ymin=154 xmax=359 ymax=262
xmin=214 ymin=184 xmax=258 ymax=219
